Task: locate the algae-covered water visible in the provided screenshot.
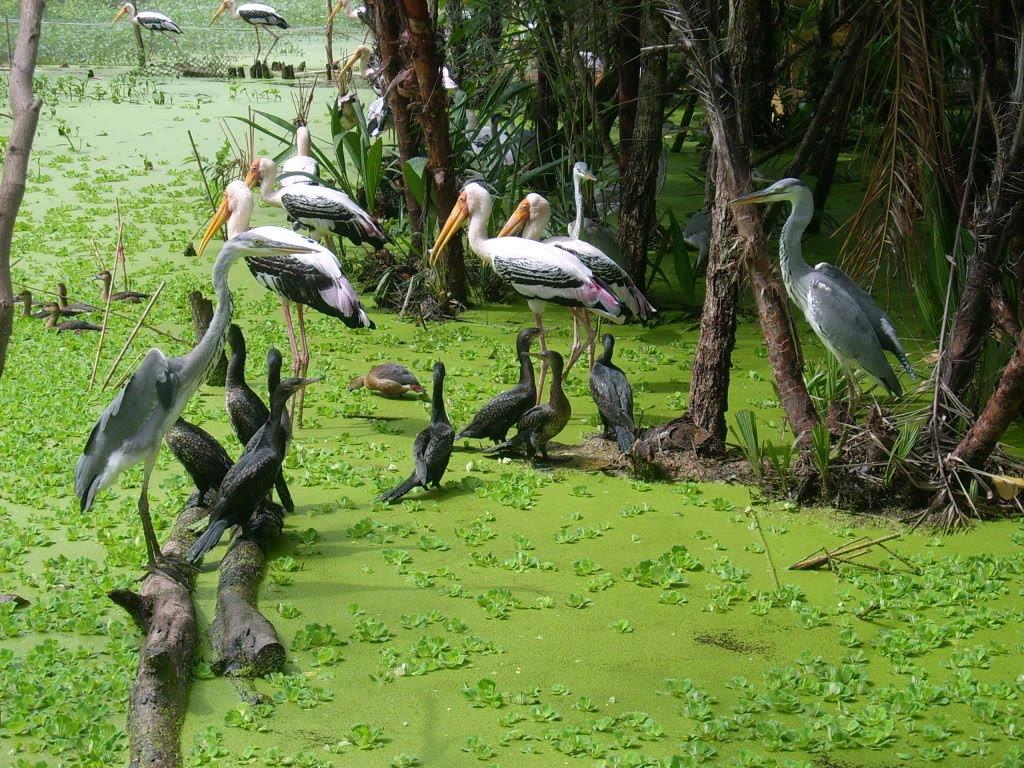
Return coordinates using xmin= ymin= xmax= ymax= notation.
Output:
xmin=1 ymin=71 xmax=1023 ymax=768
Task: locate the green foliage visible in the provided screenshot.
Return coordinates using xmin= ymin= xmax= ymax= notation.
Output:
xmin=729 ymin=410 xmax=763 ymax=479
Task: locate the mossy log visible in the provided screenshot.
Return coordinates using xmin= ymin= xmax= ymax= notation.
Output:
xmin=209 ymin=501 xmax=285 ymax=677
xmin=108 ymin=501 xmax=206 ymax=768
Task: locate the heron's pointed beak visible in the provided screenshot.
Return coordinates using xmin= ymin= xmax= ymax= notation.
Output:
xmin=328 ymin=1 xmax=343 ymax=23
xmin=429 ymin=194 xmax=469 ymax=268
xmin=498 ymin=199 xmax=531 ymax=237
xmin=113 ymin=6 xmax=128 ymax=22
xmin=729 ymin=189 xmax=778 ymax=207
xmin=578 ymin=168 xmax=597 ymax=182
xmin=199 ymin=197 xmax=231 ymax=257
xmin=211 ymin=2 xmax=227 ymax=23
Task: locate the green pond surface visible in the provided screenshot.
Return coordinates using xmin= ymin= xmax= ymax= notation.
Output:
xmin=2 ymin=71 xmax=1024 ymax=768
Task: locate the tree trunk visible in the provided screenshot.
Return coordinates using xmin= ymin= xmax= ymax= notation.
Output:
xmin=399 ymin=0 xmax=467 ymax=303
xmin=615 ymin=0 xmax=642 ymax=170
xmin=0 ymin=0 xmax=44 ymax=382
xmin=670 ymin=92 xmax=698 ymax=153
xmin=370 ymin=0 xmax=424 ymax=249
xmin=616 ymin=4 xmax=667 ymax=288
xmin=109 ymin=501 xmax=205 ymax=768
xmin=533 ymin=3 xmax=563 ymax=193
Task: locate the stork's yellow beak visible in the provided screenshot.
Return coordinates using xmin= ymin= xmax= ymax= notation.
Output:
xmin=199 ymin=197 xmax=231 ymax=257
xmin=429 ymin=194 xmax=469 ymax=268
xmin=211 ymin=1 xmax=227 ymax=23
xmin=243 ymin=161 xmax=261 ymax=188
xmin=113 ymin=6 xmax=128 ymax=21
xmin=328 ymin=1 xmax=343 ymax=22
xmin=498 ymin=198 xmax=531 ymax=237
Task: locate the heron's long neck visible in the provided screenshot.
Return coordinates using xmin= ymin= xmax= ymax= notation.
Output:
xmin=779 ymin=190 xmax=814 ymax=301
xmin=430 ymin=373 xmax=448 ymax=424
xmin=467 ymin=200 xmax=494 ymax=263
xmin=187 ymin=248 xmax=237 ymax=379
xmin=571 ymin=173 xmax=584 ymax=239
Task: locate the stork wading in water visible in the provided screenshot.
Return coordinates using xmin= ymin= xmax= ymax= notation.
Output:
xmin=200 ymin=180 xmax=374 ymax=425
xmin=501 ymin=165 xmax=655 ymax=372
xmin=431 ymin=182 xmax=624 ymax=402
xmin=731 ymin=178 xmax=914 ymax=404
xmin=211 ymin=0 xmax=288 ymax=64
xmin=247 ymin=157 xmax=387 ymax=259
xmin=75 ymin=231 xmax=317 ymax=573
xmin=114 ymin=3 xmax=182 ymax=57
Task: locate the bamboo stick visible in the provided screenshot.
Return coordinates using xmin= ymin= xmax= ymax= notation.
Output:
xmin=788 ymin=532 xmax=902 ymax=571
xmin=102 ymin=281 xmax=165 ymax=390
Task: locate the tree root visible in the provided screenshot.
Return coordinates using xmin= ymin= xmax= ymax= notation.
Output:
xmin=108 ymin=503 xmax=205 ymax=768
xmin=209 ymin=501 xmax=286 ymax=678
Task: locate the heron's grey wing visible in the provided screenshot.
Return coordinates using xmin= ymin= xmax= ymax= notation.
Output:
xmin=411 ymin=428 xmax=431 ymax=485
xmin=372 ymin=363 xmax=420 ymax=387
xmin=75 ymin=348 xmax=178 ymax=508
xmin=804 ymin=280 xmax=902 ymax=396
xmin=815 ymin=262 xmax=913 ymax=376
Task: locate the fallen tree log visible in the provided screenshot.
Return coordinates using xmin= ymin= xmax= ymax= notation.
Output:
xmin=209 ymin=500 xmax=286 ymax=677
xmin=109 ymin=501 xmax=205 ymax=768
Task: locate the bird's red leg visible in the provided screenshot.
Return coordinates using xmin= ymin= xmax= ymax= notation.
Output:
xmin=564 ymin=309 xmax=585 ymax=378
xmin=534 ymin=305 xmax=548 ymax=404
xmin=295 ymin=304 xmax=310 ymax=427
xmin=264 ymin=28 xmax=281 ymax=63
xmin=281 ymin=300 xmax=301 ymax=377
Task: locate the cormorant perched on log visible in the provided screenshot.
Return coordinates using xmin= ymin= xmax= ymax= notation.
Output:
xmin=588 ymin=334 xmax=636 ymax=452
xmin=165 ymin=418 xmax=233 ymax=503
xmin=187 ymin=376 xmax=316 ymax=563
xmin=349 ymin=363 xmax=425 ymax=398
xmin=486 ymin=350 xmax=570 ymax=460
xmin=225 ymin=324 xmax=294 ymax=513
xmin=457 ymin=327 xmax=541 ymax=443
xmin=379 ymin=362 xmax=454 ymax=503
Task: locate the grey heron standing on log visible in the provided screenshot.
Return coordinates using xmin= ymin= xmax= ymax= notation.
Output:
xmin=75 ymin=231 xmax=317 ymax=570
xmin=730 ymin=178 xmax=914 ymax=401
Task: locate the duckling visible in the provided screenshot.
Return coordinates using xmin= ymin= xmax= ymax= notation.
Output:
xmin=588 ymin=334 xmax=636 ymax=452
xmin=379 ymin=362 xmax=454 ymax=503
xmin=348 ymin=363 xmax=425 ymax=398
xmin=487 ymin=350 xmax=570 ymax=460
xmin=457 ymin=327 xmax=540 ymax=443
xmin=16 ymin=290 xmax=34 ymax=318
xmin=57 ymin=282 xmax=96 ymax=314
xmin=95 ymin=269 xmax=149 ymax=303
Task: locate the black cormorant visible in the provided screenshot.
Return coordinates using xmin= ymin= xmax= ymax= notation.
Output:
xmin=487 ymin=350 xmax=570 ymax=460
xmin=588 ymin=334 xmax=636 ymax=452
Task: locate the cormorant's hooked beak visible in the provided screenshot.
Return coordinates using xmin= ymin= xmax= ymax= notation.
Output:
xmin=498 ymin=198 xmax=531 ymax=237
xmin=429 ymin=193 xmax=469 ymax=268
xmin=113 ymin=6 xmax=128 ymax=22
xmin=211 ymin=1 xmax=228 ymax=23
xmin=328 ymin=1 xmax=343 ymax=23
xmin=729 ymin=189 xmax=780 ymax=207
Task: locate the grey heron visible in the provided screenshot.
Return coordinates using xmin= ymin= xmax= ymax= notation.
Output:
xmin=730 ymin=178 xmax=914 ymax=400
xmin=75 ymin=230 xmax=317 ymax=570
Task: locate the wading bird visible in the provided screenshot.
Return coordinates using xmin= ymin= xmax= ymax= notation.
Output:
xmin=589 ymin=334 xmax=636 ymax=452
xmin=348 ymin=363 xmax=424 ymax=398
xmin=114 ymin=3 xmax=182 ymax=55
xmin=731 ymin=178 xmax=913 ymax=400
xmin=165 ymin=418 xmax=233 ymax=504
xmin=247 ymin=158 xmax=387 ymax=256
xmin=456 ymin=327 xmax=541 ymax=444
xmin=501 ymin=179 xmax=654 ymax=371
xmin=279 ymin=124 xmax=318 ymax=189
xmin=75 ymin=231 xmax=316 ymax=570
xmin=95 ymin=270 xmax=149 ymax=303
xmin=187 ymin=376 xmax=316 ymax=563
xmin=379 ymin=362 xmax=454 ymax=503
xmin=487 ymin=350 xmax=570 ymax=461
xmin=200 ymin=180 xmax=374 ymax=424
xmin=211 ymin=0 xmax=288 ymax=63
xmin=431 ymin=182 xmax=623 ymax=400
xmin=226 ymin=325 xmax=294 ymax=512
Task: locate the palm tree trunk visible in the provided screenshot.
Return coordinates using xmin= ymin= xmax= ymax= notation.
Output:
xmin=615 ymin=0 xmax=642 ymax=170
xmin=0 ymin=0 xmax=44 ymax=381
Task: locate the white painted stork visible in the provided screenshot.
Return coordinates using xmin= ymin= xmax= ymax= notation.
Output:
xmin=279 ymin=124 xmax=319 ymax=189
xmin=328 ymin=0 xmax=371 ymax=27
xmin=248 ymin=157 xmax=388 ymax=256
xmin=114 ymin=3 xmax=181 ymax=55
xmin=431 ymin=182 xmax=623 ymax=396
xmin=211 ymin=0 xmax=288 ymax=63
xmin=200 ymin=180 xmax=374 ymax=422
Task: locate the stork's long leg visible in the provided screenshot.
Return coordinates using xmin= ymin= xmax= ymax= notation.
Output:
xmin=583 ymin=311 xmax=598 ymax=371
xmin=254 ymin=26 xmax=262 ymax=64
xmin=533 ymin=304 xmax=548 ymax=404
xmin=281 ymin=300 xmax=301 ymax=377
xmin=264 ymin=28 xmax=281 ymax=64
xmin=294 ymin=304 xmax=310 ymax=427
xmin=844 ymin=366 xmax=861 ymax=417
xmin=138 ymin=460 xmax=160 ymax=566
xmin=564 ymin=309 xmax=585 ymax=378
